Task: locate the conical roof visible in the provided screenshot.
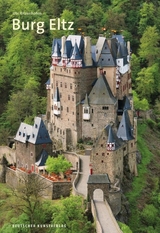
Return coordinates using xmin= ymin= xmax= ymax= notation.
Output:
xmin=70 ymin=42 xmax=82 ymax=60
xmin=52 ymin=42 xmax=61 ymax=57
xmin=107 ymin=125 xmax=115 ymax=143
xmin=117 ymin=110 xmax=134 ymax=140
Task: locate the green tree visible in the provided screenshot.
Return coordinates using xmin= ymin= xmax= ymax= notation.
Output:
xmin=2 ymin=87 xmax=46 ymax=134
xmin=138 ymin=2 xmax=155 ymax=35
xmin=132 ymin=90 xmax=149 ymax=111
xmin=45 ymin=155 xmax=72 ymax=177
xmin=141 ymin=204 xmax=158 ymax=227
xmin=10 ymin=173 xmax=51 ymax=233
xmin=49 ymin=195 xmax=93 ymax=233
xmin=130 ymin=53 xmax=140 ymax=88
xmin=138 ymin=26 xmax=159 ymax=66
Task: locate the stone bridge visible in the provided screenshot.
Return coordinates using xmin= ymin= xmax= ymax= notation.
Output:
xmin=74 ymin=154 xmax=122 ymax=233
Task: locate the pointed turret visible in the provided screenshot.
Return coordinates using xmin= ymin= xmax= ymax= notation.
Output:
xmin=53 ymin=87 xmax=61 ymax=116
xmin=107 ymin=125 xmax=115 ymax=151
xmin=52 ymin=42 xmax=61 ymax=65
xmin=83 ymin=93 xmax=90 ymax=120
xmin=117 ymin=110 xmax=134 ymax=140
xmin=70 ymin=42 xmax=82 ymax=68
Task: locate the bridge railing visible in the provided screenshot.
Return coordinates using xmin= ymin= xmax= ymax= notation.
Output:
xmin=91 ymin=200 xmax=103 ymax=233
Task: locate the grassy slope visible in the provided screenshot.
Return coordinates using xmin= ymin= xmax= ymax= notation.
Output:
xmin=126 ymin=120 xmax=160 ymax=232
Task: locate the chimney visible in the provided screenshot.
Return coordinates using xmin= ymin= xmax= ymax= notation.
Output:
xmin=84 ymin=36 xmax=92 ymax=66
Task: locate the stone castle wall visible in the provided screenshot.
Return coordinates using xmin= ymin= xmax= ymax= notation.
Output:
xmin=5 ymin=167 xmax=71 ymax=199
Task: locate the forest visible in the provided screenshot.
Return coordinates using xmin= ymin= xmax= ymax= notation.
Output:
xmin=0 ymin=0 xmax=160 ymax=232
xmin=0 ymin=0 xmax=160 ymax=141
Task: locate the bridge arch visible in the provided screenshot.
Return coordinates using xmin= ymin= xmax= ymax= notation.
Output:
xmin=93 ymin=188 xmax=104 ymax=201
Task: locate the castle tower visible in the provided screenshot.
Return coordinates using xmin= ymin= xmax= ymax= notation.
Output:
xmin=90 ymin=125 xmax=124 ymax=183
xmin=82 ymin=72 xmax=117 ymax=140
xmin=49 ymin=35 xmax=97 ymax=150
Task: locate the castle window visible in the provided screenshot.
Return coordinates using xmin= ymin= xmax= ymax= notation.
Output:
xmin=52 ymin=105 xmax=53 ymax=110
xmin=102 ymin=106 xmax=109 ymax=110
xmin=70 ymin=84 xmax=72 ymax=89
xmin=23 ymin=133 xmax=25 ymax=137
xmin=92 ymin=124 xmax=94 ymax=127
xmin=104 ymin=71 xmax=106 ymax=75
xmin=30 ymin=152 xmax=33 ymax=156
xmin=19 ymin=131 xmax=21 ymax=136
xmin=84 ymin=108 xmax=88 ymax=114
xmin=101 ymin=160 xmax=104 ymax=163
xmin=131 ymin=142 xmax=133 ymax=147
xmin=60 ymin=82 xmax=62 ymax=87
xmin=107 ymin=153 xmax=109 ymax=155
xmin=72 ymin=112 xmax=74 ymax=115
xmin=102 ymin=153 xmax=105 ymax=156
xmin=68 ymin=95 xmax=70 ymax=100
xmin=32 ymin=134 xmax=34 ymax=138
xmin=72 ymin=96 xmax=74 ymax=101
xmin=65 ymin=83 xmax=67 ymax=88
xmin=103 ymin=137 xmax=106 ymax=140
xmin=51 ymin=83 xmax=53 ymax=89
xmin=96 ymin=153 xmax=98 ymax=155
xmin=60 ymin=93 xmax=62 ymax=98
xmin=56 ymin=81 xmax=58 ymax=86
xmin=92 ymin=109 xmax=94 ymax=113
xmin=67 ymin=107 xmax=69 ymax=112
xmin=60 ymin=68 xmax=62 ymax=72
xmin=61 ymin=106 xmax=63 ymax=110
xmin=101 ymin=144 xmax=103 ymax=147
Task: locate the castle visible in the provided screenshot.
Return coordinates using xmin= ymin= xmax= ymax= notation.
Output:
xmin=45 ymin=34 xmax=137 ymax=183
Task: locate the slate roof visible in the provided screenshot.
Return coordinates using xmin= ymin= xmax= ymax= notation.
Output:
xmin=88 ymin=73 xmax=117 ymax=105
xmin=62 ymin=40 xmax=72 ymax=58
xmin=106 ymin=125 xmax=115 ymax=143
xmin=54 ymin=87 xmax=60 ymax=102
xmin=105 ymin=125 xmax=123 ymax=149
xmin=117 ymin=110 xmax=134 ymax=141
xmin=35 ymin=149 xmax=48 ymax=167
xmin=52 ymin=41 xmax=61 ymax=57
xmin=87 ymin=174 xmax=110 ymax=184
xmin=70 ymin=42 xmax=82 ymax=60
xmin=45 ymin=79 xmax=50 ymax=85
xmin=15 ymin=117 xmax=52 ymax=145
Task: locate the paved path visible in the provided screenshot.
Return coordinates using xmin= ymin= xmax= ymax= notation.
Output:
xmin=75 ymin=154 xmax=122 ymax=233
xmin=94 ymin=199 xmax=122 ymax=233
xmin=75 ymin=155 xmax=90 ymax=197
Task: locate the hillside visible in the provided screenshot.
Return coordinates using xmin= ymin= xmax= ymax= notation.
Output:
xmin=126 ymin=119 xmax=160 ymax=233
